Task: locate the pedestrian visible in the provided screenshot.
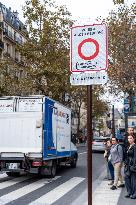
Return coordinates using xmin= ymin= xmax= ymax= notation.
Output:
xmin=123 ymin=127 xmax=136 ymax=161
xmin=110 ymin=136 xmax=124 ymax=190
xmin=103 ymin=139 xmax=110 ymax=180
xmin=124 ymin=134 xmax=136 ymax=199
xmin=104 ymin=139 xmax=114 ymax=185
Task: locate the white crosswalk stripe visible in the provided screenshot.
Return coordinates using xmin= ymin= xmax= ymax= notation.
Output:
xmin=0 ymin=172 xmax=124 ymax=205
xmin=0 ymin=176 xmax=60 ymax=205
xmin=0 ymin=173 xmax=85 ymax=205
xmin=29 ymin=177 xmax=85 ymax=205
xmin=0 ymin=175 xmax=32 ymax=189
xmin=0 ymin=173 xmax=7 ymax=179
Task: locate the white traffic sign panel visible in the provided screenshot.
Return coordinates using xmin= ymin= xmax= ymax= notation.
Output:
xmin=70 ymin=71 xmax=108 ymax=85
xmin=70 ymin=24 xmax=108 ymax=72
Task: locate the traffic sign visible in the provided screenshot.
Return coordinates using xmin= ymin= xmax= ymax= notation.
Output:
xmin=70 ymin=24 xmax=108 ymax=72
xmin=124 ymin=99 xmax=130 ymax=113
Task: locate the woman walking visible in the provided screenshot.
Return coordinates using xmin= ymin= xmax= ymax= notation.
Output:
xmin=104 ymin=139 xmax=114 ymax=184
xmin=124 ymin=135 xmax=136 ymax=199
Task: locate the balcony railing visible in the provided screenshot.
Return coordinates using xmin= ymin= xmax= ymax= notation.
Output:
xmin=3 ymin=29 xmax=23 ymax=45
xmin=15 ymin=36 xmax=22 ymax=45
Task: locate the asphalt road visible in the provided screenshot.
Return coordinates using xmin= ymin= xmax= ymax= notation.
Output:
xmin=0 ymin=146 xmax=88 ymax=205
xmin=0 ymin=146 xmax=135 ymax=205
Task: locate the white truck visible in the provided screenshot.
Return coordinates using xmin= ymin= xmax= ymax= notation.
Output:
xmin=0 ymin=96 xmax=78 ymax=177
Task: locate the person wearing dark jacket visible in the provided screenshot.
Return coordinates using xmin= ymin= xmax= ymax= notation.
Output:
xmin=124 ymin=135 xmax=136 ymax=199
xmin=123 ymin=127 xmax=136 ymax=161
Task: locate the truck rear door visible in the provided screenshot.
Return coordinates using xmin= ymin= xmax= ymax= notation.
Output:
xmin=0 ymin=97 xmax=43 ymax=155
xmin=43 ymin=98 xmax=57 ymax=158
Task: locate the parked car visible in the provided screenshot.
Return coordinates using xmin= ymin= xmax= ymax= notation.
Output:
xmin=92 ymin=137 xmax=106 ymax=152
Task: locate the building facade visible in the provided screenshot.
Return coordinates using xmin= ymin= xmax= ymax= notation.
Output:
xmin=0 ymin=2 xmax=28 ymax=62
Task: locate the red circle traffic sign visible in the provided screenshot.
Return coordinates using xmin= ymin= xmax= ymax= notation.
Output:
xmin=78 ymin=38 xmax=99 ymax=60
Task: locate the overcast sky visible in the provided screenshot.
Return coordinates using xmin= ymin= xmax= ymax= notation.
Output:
xmin=0 ymin=0 xmax=115 ymax=23
xmin=0 ymin=0 xmax=134 ymax=24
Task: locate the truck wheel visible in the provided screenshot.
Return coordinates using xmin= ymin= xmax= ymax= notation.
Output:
xmin=6 ymin=172 xmax=20 ymax=177
xmin=71 ymin=155 xmax=77 ymax=168
xmin=39 ymin=160 xmax=57 ymax=178
xmin=49 ymin=160 xmax=57 ymax=178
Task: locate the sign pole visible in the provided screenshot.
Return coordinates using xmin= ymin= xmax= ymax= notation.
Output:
xmin=70 ymin=24 xmax=108 ymax=205
xmin=112 ymin=105 xmax=115 ymax=137
xmin=87 ymin=85 xmax=92 ymax=205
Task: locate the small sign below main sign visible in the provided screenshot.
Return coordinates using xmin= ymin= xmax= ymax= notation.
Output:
xmin=70 ymin=71 xmax=108 ymax=85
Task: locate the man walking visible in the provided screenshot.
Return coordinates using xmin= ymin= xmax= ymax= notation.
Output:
xmin=110 ymin=136 xmax=124 ymax=190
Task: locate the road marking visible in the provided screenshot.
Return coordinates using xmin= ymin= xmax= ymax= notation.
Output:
xmin=78 ymin=152 xmax=87 ymax=155
xmin=93 ymin=181 xmax=122 ymax=205
xmin=0 ymin=176 xmax=31 ymax=189
xmin=0 ymin=176 xmax=60 ymax=205
xmin=92 ymin=165 xmax=106 ymax=192
xmin=71 ymin=189 xmax=87 ymax=205
xmin=0 ymin=173 xmax=7 ymax=179
xmin=29 ymin=177 xmax=85 ymax=205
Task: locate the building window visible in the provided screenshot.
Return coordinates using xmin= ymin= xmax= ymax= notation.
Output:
xmin=6 ymin=43 xmax=10 ymax=56
xmin=14 ymin=31 xmax=16 ymax=41
xmin=15 ymin=50 xmax=19 ymax=62
xmin=4 ymin=23 xmax=8 ymax=34
xmin=19 ymin=35 xmax=22 ymax=44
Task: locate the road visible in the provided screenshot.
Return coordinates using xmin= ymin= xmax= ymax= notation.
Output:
xmin=0 ymin=146 xmax=135 ymax=205
xmin=0 ymin=146 xmax=87 ymax=205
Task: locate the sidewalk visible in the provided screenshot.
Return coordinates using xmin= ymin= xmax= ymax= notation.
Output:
xmin=71 ymin=165 xmax=106 ymax=205
xmin=72 ymin=165 xmax=126 ymax=205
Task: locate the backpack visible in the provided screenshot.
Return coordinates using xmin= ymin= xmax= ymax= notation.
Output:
xmin=116 ymin=144 xmax=125 ymax=162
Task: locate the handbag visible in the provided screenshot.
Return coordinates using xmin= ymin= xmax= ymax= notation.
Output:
xmin=130 ymin=165 xmax=136 ymax=173
xmin=124 ymin=165 xmax=131 ymax=176
xmin=129 ymin=145 xmax=136 ymax=173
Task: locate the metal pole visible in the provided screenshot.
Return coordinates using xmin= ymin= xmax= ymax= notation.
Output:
xmin=87 ymin=85 xmax=92 ymax=205
xmin=112 ymin=105 xmax=115 ymax=137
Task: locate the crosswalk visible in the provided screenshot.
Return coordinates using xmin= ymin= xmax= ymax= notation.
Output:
xmin=0 ymin=172 xmax=86 ymax=205
xmin=29 ymin=177 xmax=85 ymax=205
xmin=93 ymin=181 xmax=122 ymax=205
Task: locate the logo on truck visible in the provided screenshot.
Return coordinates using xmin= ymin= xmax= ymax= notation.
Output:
xmin=53 ymin=109 xmax=70 ymax=124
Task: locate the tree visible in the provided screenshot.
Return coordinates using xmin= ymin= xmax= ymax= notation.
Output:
xmin=0 ymin=55 xmax=27 ymax=96
xmin=106 ymin=3 xmax=136 ymax=95
xmin=70 ymin=86 xmax=108 ymax=136
xmin=113 ymin=0 xmax=124 ymax=4
xmin=17 ymin=0 xmax=73 ymax=101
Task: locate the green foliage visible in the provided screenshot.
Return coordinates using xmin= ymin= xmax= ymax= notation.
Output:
xmin=0 ymin=56 xmax=25 ymax=96
xmin=17 ymin=0 xmax=73 ymax=101
xmin=113 ymin=0 xmax=124 ymax=4
xmin=70 ymin=86 xmax=108 ymax=135
xmin=106 ymin=3 xmax=136 ymax=95
xmin=0 ymin=0 xmax=108 ymax=132
xmin=71 ymin=86 xmax=108 ymax=118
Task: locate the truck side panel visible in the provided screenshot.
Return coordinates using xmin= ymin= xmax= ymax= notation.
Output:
xmin=43 ymin=98 xmax=71 ymax=159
